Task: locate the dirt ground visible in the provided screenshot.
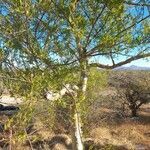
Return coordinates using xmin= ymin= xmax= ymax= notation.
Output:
xmin=87 ymin=103 xmax=150 ymax=150
xmin=0 ymin=94 xmax=150 ymax=149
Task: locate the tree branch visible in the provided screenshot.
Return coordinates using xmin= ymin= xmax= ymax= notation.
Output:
xmin=85 ymin=5 xmax=106 ymax=48
xmin=88 ymin=14 xmax=150 ymax=54
xmin=34 ymin=12 xmax=46 ymax=39
xmin=110 ymin=52 xmax=115 ymax=65
xmin=89 ymin=53 xmax=150 ymax=69
xmin=115 ymin=14 xmax=150 ymax=38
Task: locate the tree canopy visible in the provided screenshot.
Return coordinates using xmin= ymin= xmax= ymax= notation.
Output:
xmin=0 ymin=0 xmax=150 ymax=71
xmin=0 ymin=1 xmax=150 ymax=149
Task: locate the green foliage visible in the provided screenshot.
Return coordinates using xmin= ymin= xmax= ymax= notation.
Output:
xmin=85 ymin=68 xmax=108 ymax=107
xmin=81 ymin=68 xmax=109 ymax=129
xmin=87 ymin=68 xmax=108 ymax=99
xmin=0 ymin=0 xmax=149 ymax=148
xmin=0 ymin=49 xmax=4 ymax=61
xmin=1 ymin=0 xmax=149 ymax=69
xmin=143 ymin=22 xmax=150 ymax=35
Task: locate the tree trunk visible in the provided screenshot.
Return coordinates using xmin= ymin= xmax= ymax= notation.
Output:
xmin=71 ymin=58 xmax=88 ymax=150
xmin=131 ymin=108 xmax=137 ymax=117
xmin=71 ymin=109 xmax=84 ymax=150
xmin=129 ymin=104 xmax=137 ymax=117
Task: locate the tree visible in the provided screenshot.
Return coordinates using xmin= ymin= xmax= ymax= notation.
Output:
xmin=0 ymin=0 xmax=150 ymax=149
xmin=109 ymin=71 xmax=150 ymax=117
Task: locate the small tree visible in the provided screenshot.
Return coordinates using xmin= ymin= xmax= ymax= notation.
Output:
xmin=110 ymin=72 xmax=150 ymax=117
xmin=1 ymin=0 xmax=150 ymax=149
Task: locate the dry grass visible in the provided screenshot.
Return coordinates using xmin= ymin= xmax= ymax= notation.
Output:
xmin=0 ymin=91 xmax=150 ymax=149
xmin=87 ymin=104 xmax=150 ymax=149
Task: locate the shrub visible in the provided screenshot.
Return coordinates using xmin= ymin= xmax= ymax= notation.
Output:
xmin=110 ymin=71 xmax=150 ymax=117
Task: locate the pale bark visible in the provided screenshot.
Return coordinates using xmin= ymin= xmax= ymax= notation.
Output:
xmin=71 ymin=110 xmax=84 ymax=150
xmin=71 ymin=58 xmax=88 ymax=150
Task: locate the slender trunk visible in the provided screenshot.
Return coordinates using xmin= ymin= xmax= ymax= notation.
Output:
xmin=71 ymin=58 xmax=88 ymax=150
xmin=71 ymin=109 xmax=84 ymax=150
xmin=129 ymin=103 xmax=138 ymax=117
xmin=131 ymin=108 xmax=137 ymax=117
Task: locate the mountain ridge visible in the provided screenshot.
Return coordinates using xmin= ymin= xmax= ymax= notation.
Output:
xmin=114 ymin=65 xmax=150 ymax=70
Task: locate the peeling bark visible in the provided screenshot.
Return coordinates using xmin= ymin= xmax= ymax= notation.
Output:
xmin=71 ymin=58 xmax=88 ymax=150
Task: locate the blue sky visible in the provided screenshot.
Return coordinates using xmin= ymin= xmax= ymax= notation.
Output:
xmin=124 ymin=59 xmax=150 ymax=67
xmin=1 ymin=1 xmax=149 ymax=68
xmin=92 ymin=55 xmax=150 ymax=67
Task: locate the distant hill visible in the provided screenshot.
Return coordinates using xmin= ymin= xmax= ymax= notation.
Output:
xmin=114 ymin=65 xmax=150 ymax=71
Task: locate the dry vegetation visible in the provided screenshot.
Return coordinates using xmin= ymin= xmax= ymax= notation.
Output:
xmin=0 ymin=71 xmax=150 ymax=150
xmin=86 ymin=99 xmax=150 ymax=150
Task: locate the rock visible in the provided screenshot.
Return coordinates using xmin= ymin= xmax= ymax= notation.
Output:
xmin=135 ymin=144 xmax=150 ymax=150
xmin=0 ymin=105 xmax=19 ymax=111
xmin=0 ymin=95 xmax=22 ymax=106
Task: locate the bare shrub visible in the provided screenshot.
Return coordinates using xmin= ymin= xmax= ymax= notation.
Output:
xmin=110 ymin=71 xmax=150 ymax=117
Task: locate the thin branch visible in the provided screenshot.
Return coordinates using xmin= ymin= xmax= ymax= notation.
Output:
xmin=85 ymin=14 xmax=110 ymax=49
xmin=86 ymin=51 xmax=110 ymax=57
xmin=86 ymin=48 xmax=132 ymax=57
xmin=85 ymin=5 xmax=106 ymax=48
xmin=89 ymin=14 xmax=150 ymax=53
xmin=34 ymin=12 xmax=46 ymax=39
xmin=115 ymin=14 xmax=150 ymax=38
xmin=110 ymin=52 xmax=115 ymax=65
xmin=24 ymin=129 xmax=34 ymax=150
